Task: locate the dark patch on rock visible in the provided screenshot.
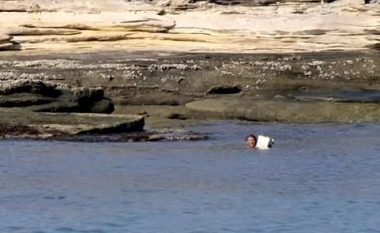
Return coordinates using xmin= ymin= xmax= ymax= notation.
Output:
xmin=367 ymin=43 xmax=380 ymax=50
xmin=88 ymin=98 xmax=115 ymax=114
xmin=166 ymin=112 xmax=188 ymax=120
xmin=364 ymin=29 xmax=380 ymax=35
xmin=0 ymin=42 xmax=21 ymax=51
xmin=207 ymin=85 xmax=242 ymax=95
xmin=364 ymin=0 xmax=377 ymax=4
xmin=29 ymin=101 xmax=81 ymax=113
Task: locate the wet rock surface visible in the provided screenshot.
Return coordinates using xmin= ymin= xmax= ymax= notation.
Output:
xmin=0 ymin=79 xmax=144 ymax=141
xmin=63 ymin=129 xmax=208 ymax=142
xmin=0 ymin=107 xmax=207 ymax=142
xmin=0 ymin=108 xmax=145 ymax=139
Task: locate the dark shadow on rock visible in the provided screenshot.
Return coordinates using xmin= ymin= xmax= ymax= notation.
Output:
xmin=166 ymin=112 xmax=188 ymax=120
xmin=207 ymin=85 xmax=242 ymax=95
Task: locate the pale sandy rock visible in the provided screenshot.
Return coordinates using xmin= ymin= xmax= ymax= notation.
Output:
xmin=118 ymin=18 xmax=176 ymax=33
xmin=0 ymin=34 xmax=11 ymax=42
xmin=0 ymin=0 xmax=379 ymax=54
xmin=0 ymin=3 xmax=29 ymax=12
xmin=21 ymin=23 xmax=97 ymax=31
xmin=211 ymin=0 xmax=277 ymax=6
xmin=7 ymin=27 xmax=82 ymax=36
xmin=11 ymin=32 xmax=133 ymax=44
xmin=65 ymin=33 xmax=132 ymax=43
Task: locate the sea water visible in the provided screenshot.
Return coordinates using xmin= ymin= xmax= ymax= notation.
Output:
xmin=0 ymin=122 xmax=380 ymax=233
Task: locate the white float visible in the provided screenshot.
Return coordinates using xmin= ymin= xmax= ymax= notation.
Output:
xmin=256 ymin=135 xmax=274 ymax=150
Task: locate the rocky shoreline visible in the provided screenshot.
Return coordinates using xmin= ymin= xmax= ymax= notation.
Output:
xmin=0 ymin=75 xmax=207 ymax=141
xmin=0 ymin=0 xmax=379 ymax=140
xmin=0 ymin=50 xmax=378 ymax=141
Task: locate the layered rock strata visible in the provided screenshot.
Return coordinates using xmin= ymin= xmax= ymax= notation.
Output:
xmin=0 ymin=0 xmax=379 ymax=130
xmin=0 ymin=0 xmax=379 ymax=54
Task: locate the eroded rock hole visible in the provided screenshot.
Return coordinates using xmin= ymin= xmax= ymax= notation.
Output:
xmin=207 ymin=85 xmax=242 ymax=95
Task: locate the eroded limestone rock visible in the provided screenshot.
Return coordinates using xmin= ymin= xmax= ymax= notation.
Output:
xmin=0 ymin=79 xmax=114 ymax=113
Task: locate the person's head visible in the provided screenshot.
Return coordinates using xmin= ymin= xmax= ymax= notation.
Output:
xmin=245 ymin=134 xmax=257 ymax=148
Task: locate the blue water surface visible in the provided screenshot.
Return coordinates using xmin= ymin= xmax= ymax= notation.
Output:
xmin=0 ymin=122 xmax=380 ymax=233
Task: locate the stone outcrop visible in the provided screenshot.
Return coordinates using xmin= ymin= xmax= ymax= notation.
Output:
xmin=0 ymin=0 xmax=379 ymax=129
xmin=0 ymin=79 xmax=114 ymax=114
xmin=0 ymin=107 xmax=208 ymax=141
xmin=0 ymin=108 xmax=144 ymax=139
xmin=1 ymin=51 xmax=377 ymax=124
xmin=0 ymin=0 xmax=379 ymax=54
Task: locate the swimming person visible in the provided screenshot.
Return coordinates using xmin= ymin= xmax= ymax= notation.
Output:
xmin=245 ymin=134 xmax=257 ymax=149
xmin=245 ymin=134 xmax=274 ymax=150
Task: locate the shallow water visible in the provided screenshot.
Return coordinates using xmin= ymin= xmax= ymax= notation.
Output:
xmin=1 ymin=122 xmax=380 ymax=233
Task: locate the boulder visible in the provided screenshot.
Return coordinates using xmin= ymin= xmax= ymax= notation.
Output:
xmin=0 ymin=80 xmax=114 ymax=114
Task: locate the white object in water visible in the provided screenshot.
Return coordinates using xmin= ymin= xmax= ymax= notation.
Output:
xmin=256 ymin=135 xmax=274 ymax=150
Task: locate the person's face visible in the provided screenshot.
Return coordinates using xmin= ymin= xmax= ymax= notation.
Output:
xmin=245 ymin=136 xmax=256 ymax=148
